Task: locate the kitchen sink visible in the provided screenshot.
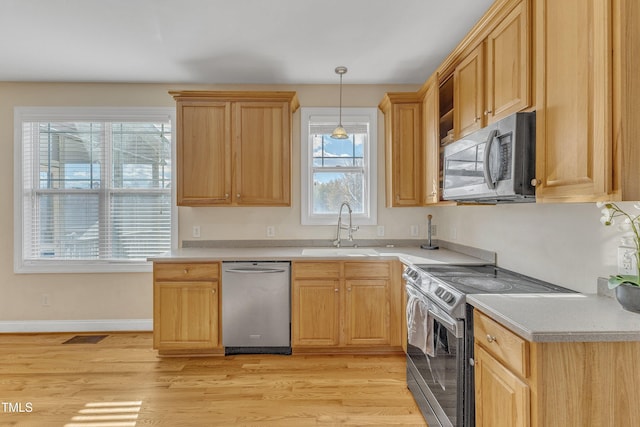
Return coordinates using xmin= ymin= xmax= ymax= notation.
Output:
xmin=301 ymin=248 xmax=379 ymax=257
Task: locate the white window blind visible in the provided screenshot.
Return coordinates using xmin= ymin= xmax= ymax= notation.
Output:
xmin=15 ymin=107 xmax=174 ymax=273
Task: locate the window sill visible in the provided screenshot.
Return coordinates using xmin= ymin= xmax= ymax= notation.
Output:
xmin=15 ymin=261 xmax=153 ymax=274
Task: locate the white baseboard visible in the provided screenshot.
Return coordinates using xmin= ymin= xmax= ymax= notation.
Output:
xmin=0 ymin=319 xmax=153 ymax=333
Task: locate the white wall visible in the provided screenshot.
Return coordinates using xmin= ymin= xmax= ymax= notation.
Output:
xmin=428 ymin=202 xmax=633 ymax=294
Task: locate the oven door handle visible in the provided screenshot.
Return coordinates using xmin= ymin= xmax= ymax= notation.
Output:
xmin=428 ymin=308 xmax=464 ymax=339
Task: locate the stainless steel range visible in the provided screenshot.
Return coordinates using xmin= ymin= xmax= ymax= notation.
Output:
xmin=403 ymin=264 xmax=573 ymax=427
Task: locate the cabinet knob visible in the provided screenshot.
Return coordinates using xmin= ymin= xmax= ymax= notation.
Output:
xmin=348 ymin=287 xmax=352 ymax=292
xmin=486 ymin=334 xmax=497 ymax=344
xmin=334 ymin=288 xmax=339 ymax=293
xmin=484 ymin=110 xmax=492 ymax=116
xmin=225 ymin=193 xmax=229 ymax=199
xmin=237 ymin=194 xmax=241 ymax=198
xmin=212 ymin=289 xmax=216 ymax=294
xmin=530 ymin=178 xmax=541 ymax=187
xmin=183 ymin=269 xmax=188 ymax=274
xmin=474 ymin=117 xmax=480 ymax=123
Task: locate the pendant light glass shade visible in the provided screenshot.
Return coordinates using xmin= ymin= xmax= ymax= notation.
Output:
xmin=331 ymin=66 xmax=349 ymax=139
xmin=331 ymin=125 xmax=348 ymax=139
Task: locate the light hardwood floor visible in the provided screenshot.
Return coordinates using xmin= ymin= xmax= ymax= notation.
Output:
xmin=0 ymin=332 xmax=427 ymax=426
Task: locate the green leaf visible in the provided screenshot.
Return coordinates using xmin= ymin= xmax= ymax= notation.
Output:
xmin=608 ymin=275 xmax=640 ymax=289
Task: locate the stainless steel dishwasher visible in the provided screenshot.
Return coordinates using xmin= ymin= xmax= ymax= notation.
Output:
xmin=221 ymin=261 xmax=291 ymax=355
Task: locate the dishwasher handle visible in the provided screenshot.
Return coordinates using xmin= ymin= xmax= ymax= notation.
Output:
xmin=224 ymin=267 xmax=288 ymax=274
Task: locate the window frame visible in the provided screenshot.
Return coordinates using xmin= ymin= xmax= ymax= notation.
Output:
xmin=13 ymin=106 xmax=177 ymax=274
xmin=300 ymin=107 xmax=378 ymax=226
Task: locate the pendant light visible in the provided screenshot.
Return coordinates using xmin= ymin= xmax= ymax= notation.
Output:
xmin=331 ymin=66 xmax=349 ymax=139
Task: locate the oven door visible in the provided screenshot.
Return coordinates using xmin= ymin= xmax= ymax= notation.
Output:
xmin=407 ymin=285 xmax=465 ymax=427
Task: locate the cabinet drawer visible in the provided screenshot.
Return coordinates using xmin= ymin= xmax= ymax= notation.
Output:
xmin=474 ymin=310 xmax=529 ymax=378
xmin=344 ymin=261 xmax=390 ymax=279
xmin=293 ymin=262 xmax=341 ymax=279
xmin=154 ymin=263 xmax=220 ymax=281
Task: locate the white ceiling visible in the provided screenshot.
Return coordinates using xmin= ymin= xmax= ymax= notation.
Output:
xmin=0 ymin=0 xmax=495 ymax=85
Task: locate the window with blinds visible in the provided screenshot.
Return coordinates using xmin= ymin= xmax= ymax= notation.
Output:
xmin=300 ymin=107 xmax=377 ymax=225
xmin=14 ymin=107 xmax=174 ymax=273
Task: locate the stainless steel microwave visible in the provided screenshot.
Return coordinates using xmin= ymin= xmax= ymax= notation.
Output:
xmin=442 ymin=112 xmax=536 ymax=203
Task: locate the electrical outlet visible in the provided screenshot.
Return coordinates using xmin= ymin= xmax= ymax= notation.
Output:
xmin=410 ymin=225 xmax=419 ymax=237
xmin=431 ymin=224 xmax=437 ymax=236
xmin=451 ymin=227 xmax=457 ymax=240
xmin=266 ymin=226 xmax=276 ymax=238
xmin=377 ymin=225 xmax=385 ymax=237
xmin=192 ymin=225 xmax=201 ymax=238
xmin=41 ymin=294 xmax=50 ymax=307
xmin=618 ymin=247 xmax=637 ymax=275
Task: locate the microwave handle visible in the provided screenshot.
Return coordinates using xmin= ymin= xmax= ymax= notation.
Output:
xmin=483 ymin=129 xmax=498 ymax=189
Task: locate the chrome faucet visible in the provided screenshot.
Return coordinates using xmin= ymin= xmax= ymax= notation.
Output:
xmin=333 ymin=201 xmax=359 ymax=247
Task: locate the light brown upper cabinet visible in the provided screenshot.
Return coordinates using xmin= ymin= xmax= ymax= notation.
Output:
xmin=485 ymin=0 xmax=531 ymax=124
xmin=454 ymin=44 xmax=485 ymax=139
xmin=422 ymin=76 xmax=443 ymax=205
xmin=533 ymin=0 xmax=640 ymax=202
xmin=454 ymin=0 xmax=531 ymax=139
xmin=379 ymin=93 xmax=423 ymax=207
xmin=170 ymin=91 xmax=299 ymax=206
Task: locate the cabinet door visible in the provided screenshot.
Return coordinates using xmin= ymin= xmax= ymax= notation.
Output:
xmin=423 ymin=82 xmax=440 ymax=204
xmin=454 ymin=44 xmax=485 ymax=138
xmin=486 ymin=1 xmax=531 ymax=124
xmin=292 ymin=280 xmax=340 ymax=346
xmin=388 ymin=102 xmax=422 ymax=207
xmin=534 ymin=0 xmax=613 ymax=201
xmin=345 ymin=279 xmax=390 ymax=346
xmin=233 ymin=101 xmax=291 ymax=206
xmin=153 ymin=281 xmax=219 ymax=350
xmin=177 ymin=102 xmax=232 ymax=205
xmin=475 ymin=344 xmax=530 ymax=427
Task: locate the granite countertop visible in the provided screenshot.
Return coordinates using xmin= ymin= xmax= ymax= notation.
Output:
xmin=468 ymin=293 xmax=640 ymax=343
xmin=148 ymin=243 xmax=492 ymax=266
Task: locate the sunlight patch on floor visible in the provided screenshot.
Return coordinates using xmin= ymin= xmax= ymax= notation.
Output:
xmin=64 ymin=401 xmax=142 ymax=427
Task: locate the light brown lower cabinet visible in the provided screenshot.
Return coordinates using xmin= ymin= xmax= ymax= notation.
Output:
xmin=292 ymin=260 xmax=403 ymax=354
xmin=474 ymin=310 xmax=640 ymax=427
xmin=153 ymin=262 xmax=223 ymax=356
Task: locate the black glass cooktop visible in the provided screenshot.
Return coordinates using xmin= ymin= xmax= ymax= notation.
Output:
xmin=414 ymin=264 xmax=574 ymax=295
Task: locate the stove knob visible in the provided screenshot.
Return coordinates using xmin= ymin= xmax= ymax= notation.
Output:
xmin=443 ymin=292 xmax=455 ymax=304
